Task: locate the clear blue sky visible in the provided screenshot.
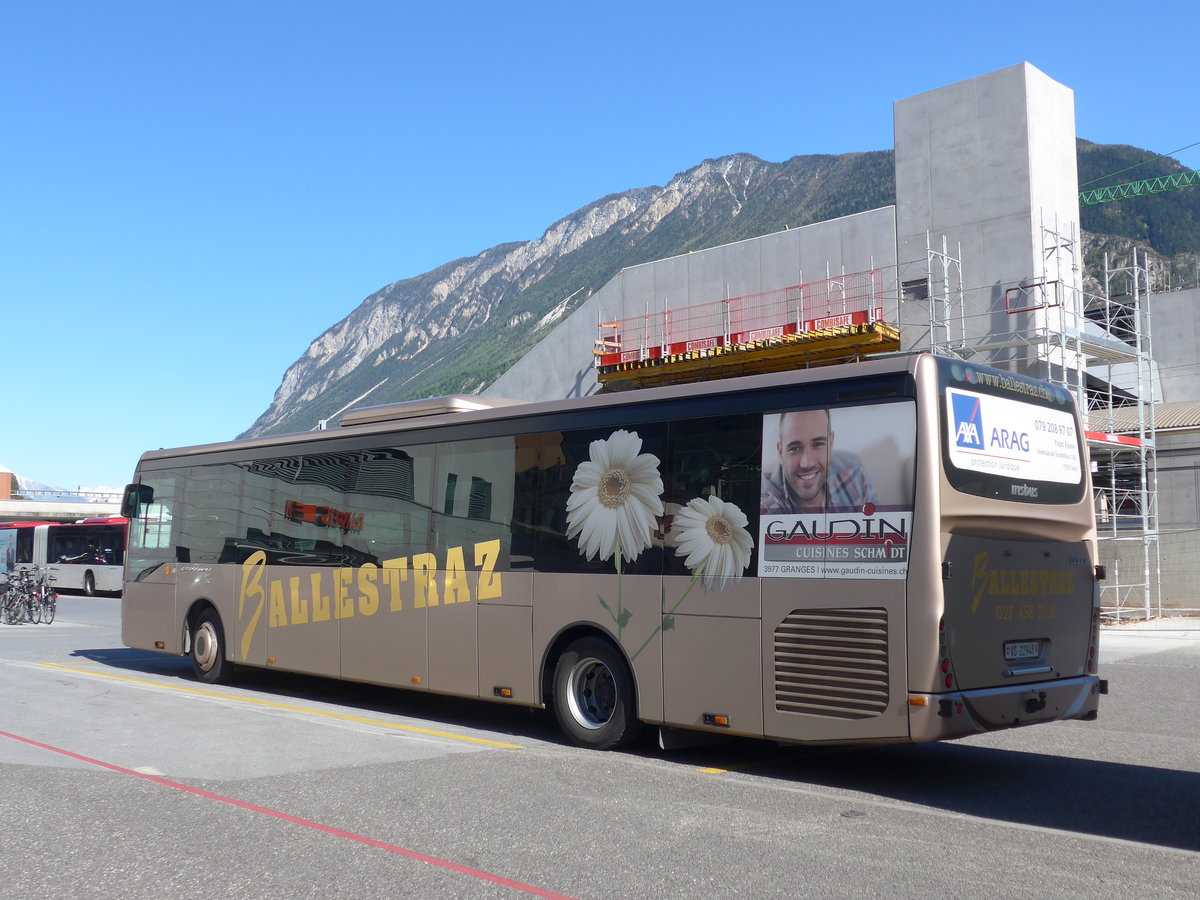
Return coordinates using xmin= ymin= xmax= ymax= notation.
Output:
xmin=3 ymin=0 xmax=1197 ymax=492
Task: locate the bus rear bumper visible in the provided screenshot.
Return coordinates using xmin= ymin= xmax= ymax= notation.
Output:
xmin=908 ymin=675 xmax=1102 ymax=742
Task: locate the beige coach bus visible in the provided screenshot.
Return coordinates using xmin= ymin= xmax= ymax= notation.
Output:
xmin=121 ymin=354 xmax=1105 ymax=750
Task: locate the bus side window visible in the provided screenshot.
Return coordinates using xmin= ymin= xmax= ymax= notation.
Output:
xmin=532 ymin=423 xmax=667 ymax=576
xmin=663 ymin=414 xmax=762 ymax=579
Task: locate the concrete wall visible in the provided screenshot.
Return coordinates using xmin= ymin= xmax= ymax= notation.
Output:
xmin=1148 ymin=287 xmax=1200 ymax=404
xmin=1102 ymin=428 xmax=1200 ymax=610
xmin=894 ymin=63 xmax=1082 ymax=369
xmin=486 ymin=207 xmax=898 ymax=401
xmin=1158 ymin=428 xmax=1200 ymax=608
xmin=1140 ymin=287 xmax=1200 ymax=609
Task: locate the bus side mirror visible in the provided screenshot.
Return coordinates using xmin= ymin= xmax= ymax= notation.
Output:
xmin=121 ymin=483 xmax=154 ymax=518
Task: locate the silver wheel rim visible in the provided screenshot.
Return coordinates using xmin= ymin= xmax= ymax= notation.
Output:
xmin=193 ymin=620 xmax=220 ymax=672
xmin=565 ymin=656 xmax=616 ymax=730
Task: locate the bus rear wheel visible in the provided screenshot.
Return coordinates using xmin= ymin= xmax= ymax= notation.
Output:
xmin=192 ymin=609 xmax=230 ymax=684
xmin=552 ymin=637 xmax=641 ymax=750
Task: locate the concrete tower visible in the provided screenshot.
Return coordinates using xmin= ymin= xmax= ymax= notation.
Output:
xmin=894 ymin=63 xmax=1083 ymax=374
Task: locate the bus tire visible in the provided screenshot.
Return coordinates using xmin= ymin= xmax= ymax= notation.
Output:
xmin=83 ymin=572 xmax=96 ymax=596
xmin=552 ymin=637 xmax=642 ymax=750
xmin=192 ymin=608 xmax=230 ymax=684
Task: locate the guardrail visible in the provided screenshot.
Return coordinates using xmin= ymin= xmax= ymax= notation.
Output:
xmin=7 ymin=489 xmax=121 ymax=504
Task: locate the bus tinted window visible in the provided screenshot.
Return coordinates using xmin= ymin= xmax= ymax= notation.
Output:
xmin=431 ymin=437 xmax=515 ymax=570
xmin=530 ymin=423 xmax=667 ymax=576
xmin=939 ymin=360 xmax=1086 ymax=504
xmin=242 ymin=446 xmax=435 ymax=566
xmin=663 ymin=413 xmax=762 ymax=582
xmin=127 ymin=475 xmax=176 ymax=579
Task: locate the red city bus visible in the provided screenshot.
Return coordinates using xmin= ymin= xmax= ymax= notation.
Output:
xmin=1 ymin=518 xmax=126 ymax=595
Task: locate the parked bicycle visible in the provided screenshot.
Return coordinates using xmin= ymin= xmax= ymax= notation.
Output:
xmin=1 ymin=567 xmax=57 ymax=625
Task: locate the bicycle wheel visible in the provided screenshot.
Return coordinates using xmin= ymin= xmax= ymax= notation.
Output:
xmin=9 ymin=592 xmax=27 ymax=624
xmin=42 ymin=590 xmax=57 ymax=625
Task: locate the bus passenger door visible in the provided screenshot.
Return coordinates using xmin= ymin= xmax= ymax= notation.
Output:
xmin=262 ymin=566 xmax=342 ymax=680
xmin=339 ymin=563 xmax=428 ymax=690
xmin=121 ymin=574 xmax=180 ymax=653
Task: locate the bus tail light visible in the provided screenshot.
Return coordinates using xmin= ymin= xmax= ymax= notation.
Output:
xmin=937 ymin=618 xmax=954 ymax=688
xmin=1087 ymin=608 xmax=1100 ymax=674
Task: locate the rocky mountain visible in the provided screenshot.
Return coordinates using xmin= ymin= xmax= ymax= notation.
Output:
xmin=242 ymin=143 xmax=1198 ymax=439
xmin=241 ymin=152 xmax=894 ymax=438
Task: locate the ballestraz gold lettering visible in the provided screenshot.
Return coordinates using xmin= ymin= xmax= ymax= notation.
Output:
xmin=971 ymin=551 xmax=1075 ymax=615
xmin=240 ymin=540 xmax=503 ymax=640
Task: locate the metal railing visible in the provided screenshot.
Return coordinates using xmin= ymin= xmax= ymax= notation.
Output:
xmin=595 ymin=269 xmax=886 ymax=366
xmin=5 ymin=489 xmax=121 ymax=504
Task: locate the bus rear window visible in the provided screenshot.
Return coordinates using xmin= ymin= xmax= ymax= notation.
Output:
xmin=940 ymin=362 xmax=1085 ymax=505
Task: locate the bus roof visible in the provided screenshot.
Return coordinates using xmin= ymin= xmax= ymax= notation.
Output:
xmin=131 ymin=354 xmax=932 ymax=469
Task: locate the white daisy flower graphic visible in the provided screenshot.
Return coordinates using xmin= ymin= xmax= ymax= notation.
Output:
xmin=672 ymin=495 xmax=754 ymax=591
xmin=565 ymin=429 xmax=664 ymax=564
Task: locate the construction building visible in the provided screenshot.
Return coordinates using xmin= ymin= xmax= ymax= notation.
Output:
xmin=486 ymin=62 xmax=1198 ymax=620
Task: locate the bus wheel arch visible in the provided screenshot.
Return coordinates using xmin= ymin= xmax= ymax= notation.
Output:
xmin=546 ymin=629 xmax=642 ymax=750
xmin=188 ymin=603 xmax=231 ymax=684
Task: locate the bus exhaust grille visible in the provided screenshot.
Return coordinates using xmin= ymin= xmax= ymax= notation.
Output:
xmin=774 ymin=608 xmax=889 ymax=719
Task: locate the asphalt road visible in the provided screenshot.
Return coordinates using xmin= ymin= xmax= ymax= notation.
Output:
xmin=1 ymin=597 xmax=1197 ymax=898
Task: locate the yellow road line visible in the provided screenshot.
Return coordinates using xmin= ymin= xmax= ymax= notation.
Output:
xmin=698 ymin=761 xmax=768 ymax=775
xmin=39 ymin=663 xmax=524 ymax=750
xmin=697 ymin=744 xmax=865 ymax=775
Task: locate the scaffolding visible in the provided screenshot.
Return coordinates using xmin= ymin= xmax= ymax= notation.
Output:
xmin=921 ymin=226 xmax=1161 ymax=620
xmin=593 ymin=269 xmax=900 ymax=389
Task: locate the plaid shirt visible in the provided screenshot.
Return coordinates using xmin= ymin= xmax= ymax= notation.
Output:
xmin=760 ymin=451 xmax=876 ymax=514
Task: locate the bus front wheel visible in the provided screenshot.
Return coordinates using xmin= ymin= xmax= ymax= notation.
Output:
xmin=192 ymin=609 xmax=230 ymax=684
xmin=552 ymin=637 xmax=641 ymax=750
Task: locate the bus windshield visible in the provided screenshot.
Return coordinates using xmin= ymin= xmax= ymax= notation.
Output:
xmin=939 ymin=360 xmax=1086 ymax=505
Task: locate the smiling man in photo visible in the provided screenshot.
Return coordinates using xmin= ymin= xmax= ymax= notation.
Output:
xmin=760 ymin=409 xmax=876 ymax=514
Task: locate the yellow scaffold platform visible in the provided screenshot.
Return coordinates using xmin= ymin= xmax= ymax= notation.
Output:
xmin=596 ymin=321 xmax=902 ymax=389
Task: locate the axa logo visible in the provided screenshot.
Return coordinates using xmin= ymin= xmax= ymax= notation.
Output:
xmin=951 ymin=391 xmax=984 ymax=450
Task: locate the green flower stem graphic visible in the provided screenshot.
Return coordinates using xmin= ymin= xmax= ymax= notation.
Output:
xmin=630 ymin=565 xmax=704 ymax=662
xmin=615 ymin=545 xmax=625 ymax=639
xmin=595 ymin=546 xmax=633 ymax=638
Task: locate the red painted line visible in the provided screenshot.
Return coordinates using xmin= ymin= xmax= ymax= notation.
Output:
xmin=0 ymin=729 xmax=575 ymax=900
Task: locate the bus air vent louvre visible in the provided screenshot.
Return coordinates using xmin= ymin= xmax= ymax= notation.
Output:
xmin=773 ymin=608 xmax=889 ymax=719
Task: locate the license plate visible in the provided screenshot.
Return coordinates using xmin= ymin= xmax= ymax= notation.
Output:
xmin=1004 ymin=640 xmax=1042 ymax=662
